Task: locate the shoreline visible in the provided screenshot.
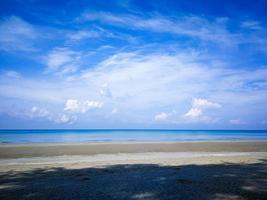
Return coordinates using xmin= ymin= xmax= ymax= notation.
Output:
xmin=1 ymin=141 xmax=267 ymax=159
xmin=1 ymin=139 xmax=267 ymax=146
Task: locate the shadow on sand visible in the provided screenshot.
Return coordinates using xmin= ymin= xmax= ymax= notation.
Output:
xmin=0 ymin=160 xmax=267 ymax=200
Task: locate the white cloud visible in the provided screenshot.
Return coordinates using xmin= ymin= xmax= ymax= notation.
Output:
xmin=241 ymin=20 xmax=262 ymax=30
xmin=11 ymin=106 xmax=77 ymax=124
xmin=79 ymin=101 xmax=103 ymax=113
xmin=64 ymin=99 xmax=103 ymax=113
xmin=67 ymin=26 xmax=134 ymax=44
xmin=154 ymin=110 xmax=178 ymax=122
xmin=99 ymin=83 xmax=112 ymax=97
xmin=111 ymin=108 xmax=118 ymax=114
xmin=82 ymin=13 xmax=237 ymax=45
xmin=68 ymin=30 xmax=101 ymax=40
xmin=25 ymin=106 xmax=56 ymax=122
xmin=45 ymin=48 xmax=80 ymax=74
xmin=2 ymin=70 xmax=21 ymax=79
xmin=184 ymin=108 xmax=202 ymax=119
xmin=1 ymin=51 xmax=267 ymax=126
xmin=14 ymin=105 xmax=77 ymax=124
xmin=82 ymin=52 xmax=218 ymax=112
xmin=0 ymin=16 xmax=38 ymax=52
xmin=184 ymin=98 xmax=221 ymax=121
xmin=0 ymin=105 xmax=51 ymax=121
xmin=58 ymin=64 xmax=79 ymax=75
xmin=192 ymin=98 xmax=221 ymax=109
xmin=81 ymin=13 xmax=267 ymax=51
xmin=230 ymin=119 xmax=247 ymax=125
xmin=30 ymin=106 xmax=50 ymax=118
xmin=154 ymin=112 xmax=169 ymax=121
xmin=64 ymin=99 xmax=79 ymax=111
xmin=56 ymin=114 xmax=77 ymax=124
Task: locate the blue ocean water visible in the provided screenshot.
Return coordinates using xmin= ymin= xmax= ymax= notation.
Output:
xmin=0 ymin=130 xmax=267 ymax=144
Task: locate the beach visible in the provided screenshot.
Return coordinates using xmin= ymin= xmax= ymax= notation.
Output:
xmin=0 ymin=141 xmax=267 ymax=199
xmin=0 ymin=141 xmax=267 ymax=158
xmin=1 ymin=0 xmax=267 ymax=198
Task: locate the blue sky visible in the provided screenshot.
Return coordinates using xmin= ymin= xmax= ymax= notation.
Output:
xmin=0 ymin=0 xmax=267 ymax=129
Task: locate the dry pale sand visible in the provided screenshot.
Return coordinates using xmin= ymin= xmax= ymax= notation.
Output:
xmin=0 ymin=141 xmax=267 ymax=199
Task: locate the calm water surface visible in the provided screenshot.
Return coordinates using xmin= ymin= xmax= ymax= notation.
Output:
xmin=0 ymin=130 xmax=267 ymax=144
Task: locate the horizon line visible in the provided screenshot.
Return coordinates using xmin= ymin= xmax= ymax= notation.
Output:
xmin=0 ymin=129 xmax=266 ymax=131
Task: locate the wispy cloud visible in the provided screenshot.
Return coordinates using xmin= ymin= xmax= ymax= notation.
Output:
xmin=241 ymin=20 xmax=262 ymax=30
xmin=44 ymin=47 xmax=81 ymax=74
xmin=80 ymin=12 xmax=267 ymax=53
xmin=1 ymin=70 xmax=21 ymax=79
xmin=99 ymin=83 xmax=112 ymax=98
xmin=29 ymin=106 xmax=78 ymax=124
xmin=67 ymin=26 xmax=122 ymax=41
xmin=229 ymin=119 xmax=247 ymax=125
xmin=55 ymin=114 xmax=77 ymax=124
xmin=68 ymin=29 xmax=102 ymax=41
xmin=1 ymin=49 xmax=267 ymax=127
xmin=81 ymin=12 xmax=238 ymax=45
xmin=29 ymin=106 xmax=51 ymax=119
xmin=0 ymin=16 xmax=38 ymax=52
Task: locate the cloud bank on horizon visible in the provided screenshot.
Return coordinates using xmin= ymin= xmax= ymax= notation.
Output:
xmin=0 ymin=0 xmax=267 ymax=129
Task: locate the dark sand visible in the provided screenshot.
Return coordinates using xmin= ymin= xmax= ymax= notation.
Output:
xmin=0 ymin=141 xmax=267 ymax=199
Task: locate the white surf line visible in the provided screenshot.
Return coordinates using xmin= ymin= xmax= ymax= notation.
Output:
xmin=0 ymin=152 xmax=266 ymax=165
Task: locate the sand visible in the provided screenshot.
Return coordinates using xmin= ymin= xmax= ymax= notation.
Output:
xmin=1 ymin=141 xmax=267 ymax=158
xmin=0 ymin=141 xmax=267 ymax=199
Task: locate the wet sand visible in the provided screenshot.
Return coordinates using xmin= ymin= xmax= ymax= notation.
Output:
xmin=1 ymin=141 xmax=267 ymax=158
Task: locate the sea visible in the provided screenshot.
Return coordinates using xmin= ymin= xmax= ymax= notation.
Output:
xmin=0 ymin=129 xmax=267 ymax=144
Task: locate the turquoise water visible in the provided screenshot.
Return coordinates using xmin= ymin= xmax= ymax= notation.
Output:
xmin=0 ymin=130 xmax=267 ymax=144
